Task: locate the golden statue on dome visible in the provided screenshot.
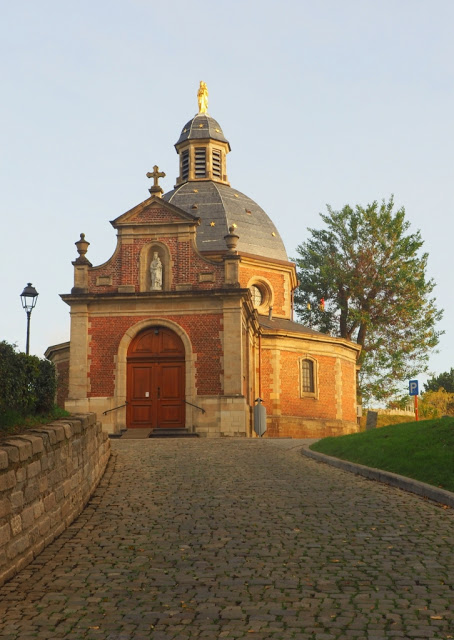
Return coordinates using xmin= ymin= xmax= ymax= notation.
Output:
xmin=197 ymin=81 xmax=208 ymax=114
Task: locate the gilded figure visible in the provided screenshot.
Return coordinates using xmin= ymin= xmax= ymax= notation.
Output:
xmin=197 ymin=81 xmax=208 ymax=114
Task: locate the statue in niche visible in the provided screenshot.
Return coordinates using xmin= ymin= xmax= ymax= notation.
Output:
xmin=150 ymin=252 xmax=163 ymax=290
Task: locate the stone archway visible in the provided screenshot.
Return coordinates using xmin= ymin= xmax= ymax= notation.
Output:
xmin=126 ymin=326 xmax=185 ymax=429
xmin=113 ymin=318 xmax=196 ymax=432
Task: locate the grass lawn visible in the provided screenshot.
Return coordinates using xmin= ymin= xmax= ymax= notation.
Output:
xmin=310 ymin=417 xmax=454 ymax=493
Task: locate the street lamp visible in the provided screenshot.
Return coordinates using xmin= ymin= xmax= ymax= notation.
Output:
xmin=20 ymin=283 xmax=39 ymax=355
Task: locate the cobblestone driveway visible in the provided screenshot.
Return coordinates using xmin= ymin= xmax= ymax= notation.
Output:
xmin=0 ymin=439 xmax=453 ymax=639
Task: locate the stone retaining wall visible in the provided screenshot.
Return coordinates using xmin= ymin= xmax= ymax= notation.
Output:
xmin=374 ymin=408 xmax=415 ymax=417
xmin=0 ymin=413 xmax=110 ymax=587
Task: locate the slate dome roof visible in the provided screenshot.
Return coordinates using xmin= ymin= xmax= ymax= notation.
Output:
xmin=163 ymin=181 xmax=289 ymax=261
xmin=165 ymin=106 xmax=289 ymax=262
xmin=175 ymin=113 xmax=230 ymax=148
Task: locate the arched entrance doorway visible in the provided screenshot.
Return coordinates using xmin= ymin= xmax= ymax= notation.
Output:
xmin=126 ymin=326 xmax=185 ymax=429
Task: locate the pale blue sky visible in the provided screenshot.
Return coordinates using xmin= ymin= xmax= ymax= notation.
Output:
xmin=1 ymin=0 xmax=453 ymax=392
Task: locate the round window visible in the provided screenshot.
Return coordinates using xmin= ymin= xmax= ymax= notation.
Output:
xmin=250 ymin=285 xmax=263 ymax=308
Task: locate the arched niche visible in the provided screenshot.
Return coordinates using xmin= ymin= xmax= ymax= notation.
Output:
xmin=139 ymin=242 xmax=173 ymax=292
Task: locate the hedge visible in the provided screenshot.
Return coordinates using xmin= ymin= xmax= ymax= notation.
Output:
xmin=0 ymin=341 xmax=56 ymax=421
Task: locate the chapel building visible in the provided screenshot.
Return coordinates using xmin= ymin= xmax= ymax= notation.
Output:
xmin=47 ymin=84 xmax=361 ymax=438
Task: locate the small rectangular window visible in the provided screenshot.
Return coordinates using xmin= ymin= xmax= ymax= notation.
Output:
xmin=195 ymin=147 xmax=206 ymax=178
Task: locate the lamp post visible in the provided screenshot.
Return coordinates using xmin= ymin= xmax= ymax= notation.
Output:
xmin=20 ymin=283 xmax=39 ymax=355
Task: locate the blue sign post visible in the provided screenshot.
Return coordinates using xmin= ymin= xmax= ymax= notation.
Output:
xmin=409 ymin=380 xmax=419 ymax=396
xmin=409 ymin=380 xmax=419 ymax=421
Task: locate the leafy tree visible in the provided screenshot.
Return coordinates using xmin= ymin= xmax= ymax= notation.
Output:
xmin=424 ymin=368 xmax=454 ymax=393
xmin=294 ymin=197 xmax=443 ymax=402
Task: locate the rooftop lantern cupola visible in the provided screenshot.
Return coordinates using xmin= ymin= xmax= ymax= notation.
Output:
xmin=174 ymin=82 xmax=231 ymax=188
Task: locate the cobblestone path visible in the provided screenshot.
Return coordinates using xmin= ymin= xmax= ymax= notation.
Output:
xmin=0 ymin=439 xmax=453 ymax=640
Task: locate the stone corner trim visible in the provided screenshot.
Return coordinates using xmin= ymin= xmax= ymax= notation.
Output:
xmin=0 ymin=413 xmax=110 ymax=587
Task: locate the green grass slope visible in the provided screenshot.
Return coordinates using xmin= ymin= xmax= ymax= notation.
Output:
xmin=310 ymin=418 xmax=454 ymax=492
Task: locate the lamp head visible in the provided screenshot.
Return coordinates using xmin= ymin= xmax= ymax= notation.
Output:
xmin=20 ymin=283 xmax=39 ymax=313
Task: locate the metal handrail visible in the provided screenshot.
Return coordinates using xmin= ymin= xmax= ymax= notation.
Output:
xmin=103 ymin=402 xmax=128 ymax=416
xmin=185 ymin=400 xmax=206 ymax=414
xmin=103 ymin=400 xmax=203 ymax=416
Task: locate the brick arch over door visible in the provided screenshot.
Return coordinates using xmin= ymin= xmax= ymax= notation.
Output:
xmin=114 ymin=319 xmax=196 ymax=429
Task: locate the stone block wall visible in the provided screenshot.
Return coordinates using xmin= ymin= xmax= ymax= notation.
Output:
xmin=0 ymin=413 xmax=110 ymax=587
xmin=193 ymin=396 xmax=249 ymax=437
xmin=265 ymin=415 xmax=358 ymax=439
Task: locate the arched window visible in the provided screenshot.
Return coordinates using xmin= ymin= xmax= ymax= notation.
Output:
xmin=300 ymin=357 xmax=317 ymax=397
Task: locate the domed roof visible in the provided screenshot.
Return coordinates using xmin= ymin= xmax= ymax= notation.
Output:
xmin=163 ymin=181 xmax=288 ymax=261
xmin=175 ymin=113 xmax=230 ymax=148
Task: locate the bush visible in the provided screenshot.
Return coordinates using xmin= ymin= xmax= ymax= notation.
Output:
xmin=0 ymin=341 xmax=21 ymax=410
xmin=0 ymin=341 xmax=57 ymax=428
xmin=35 ymin=358 xmax=57 ymax=413
xmin=419 ymin=388 xmax=454 ymax=419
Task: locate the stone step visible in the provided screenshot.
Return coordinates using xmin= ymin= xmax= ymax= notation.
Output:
xmin=149 ymin=428 xmax=199 ymax=438
xmin=118 ymin=428 xmax=152 ymax=439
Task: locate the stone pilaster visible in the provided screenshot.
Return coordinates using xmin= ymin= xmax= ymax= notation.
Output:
xmin=222 ymin=299 xmax=243 ymax=396
xmin=67 ymin=303 xmax=89 ymax=402
xmin=335 ymin=357 xmax=343 ymax=420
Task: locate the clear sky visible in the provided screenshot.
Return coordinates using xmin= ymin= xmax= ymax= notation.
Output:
xmin=1 ymin=0 xmax=453 ymax=393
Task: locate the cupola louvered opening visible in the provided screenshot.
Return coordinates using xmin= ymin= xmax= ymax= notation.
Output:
xmin=181 ymin=150 xmax=189 ymax=181
xmin=212 ymin=149 xmax=222 ymax=178
xmin=195 ymin=147 xmax=207 ymax=178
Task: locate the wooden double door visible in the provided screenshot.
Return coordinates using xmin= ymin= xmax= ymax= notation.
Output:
xmin=127 ymin=327 xmax=185 ymax=429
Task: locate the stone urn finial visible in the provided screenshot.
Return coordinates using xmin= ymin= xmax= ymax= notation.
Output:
xmin=74 ymin=233 xmax=91 ymax=265
xmin=224 ymin=225 xmax=239 ymax=253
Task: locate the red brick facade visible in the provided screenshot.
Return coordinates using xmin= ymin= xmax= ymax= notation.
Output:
xmin=259 ymin=349 xmax=356 ymax=423
xmin=52 ymin=193 xmax=361 ymax=438
xmin=239 ymin=264 xmax=288 ymax=318
xmin=87 ymin=313 xmax=223 ymax=398
xmin=88 ymin=235 xmax=225 ymax=292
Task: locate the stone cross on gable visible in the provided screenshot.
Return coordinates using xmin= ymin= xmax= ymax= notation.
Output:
xmin=146 ymin=165 xmax=166 ymax=197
